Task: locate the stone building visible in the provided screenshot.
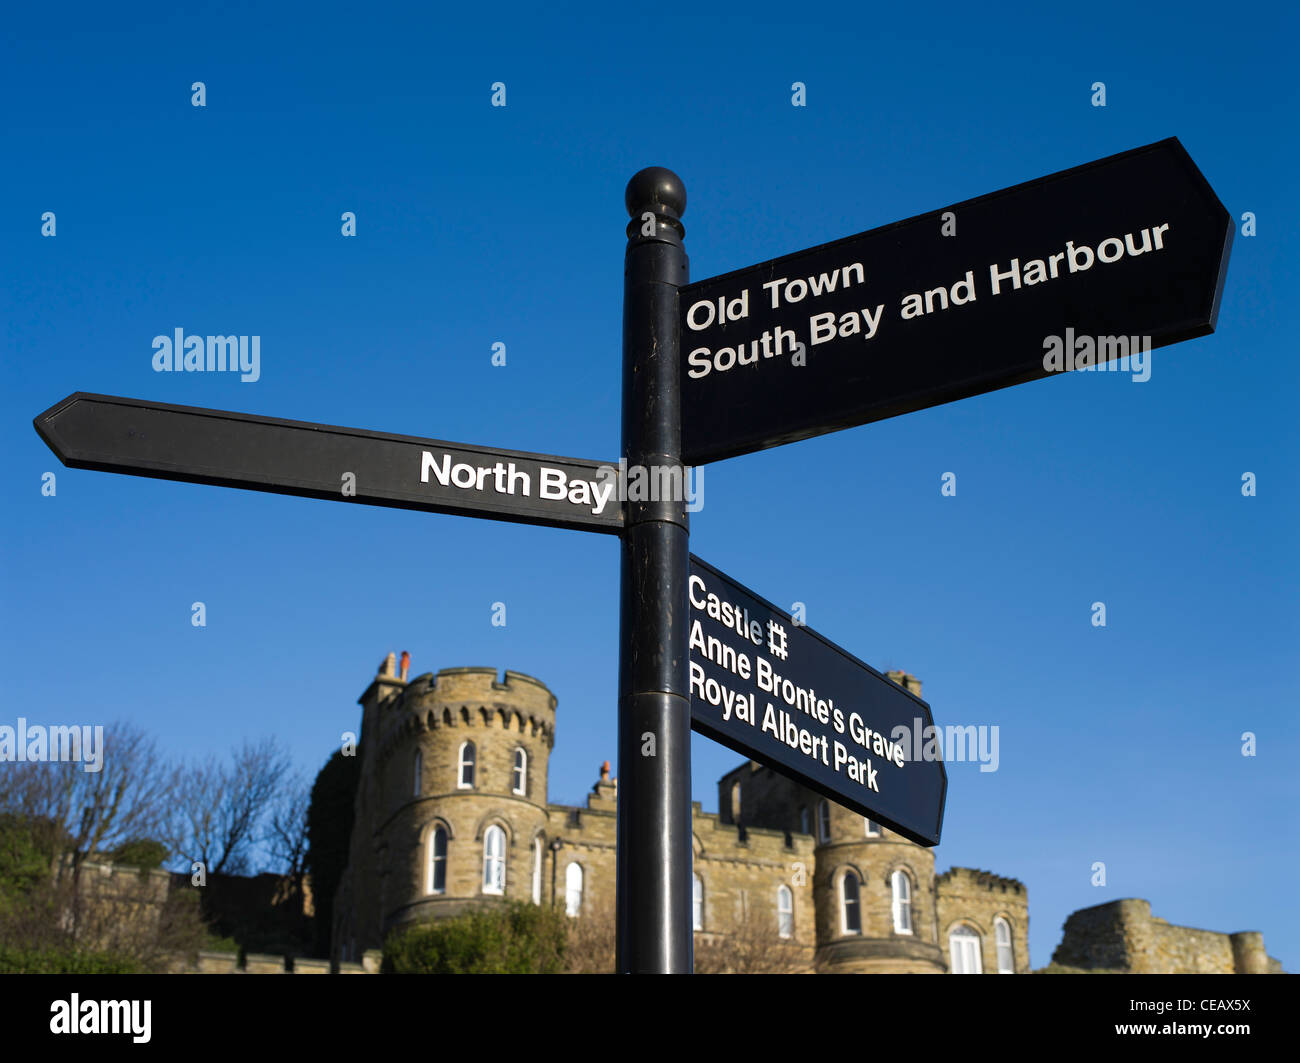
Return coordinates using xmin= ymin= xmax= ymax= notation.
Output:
xmin=1051 ymin=899 xmax=1284 ymax=974
xmin=333 ymin=655 xmax=1031 ymax=973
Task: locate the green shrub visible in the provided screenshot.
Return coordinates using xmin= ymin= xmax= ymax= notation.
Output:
xmin=384 ymin=901 xmax=568 ymax=974
xmin=0 ymin=944 xmax=144 ymax=974
xmin=107 ymin=838 xmax=169 ymax=871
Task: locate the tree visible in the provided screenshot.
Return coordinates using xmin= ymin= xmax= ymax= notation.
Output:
xmin=175 ymin=737 xmax=290 ymax=875
xmin=268 ymin=770 xmax=310 ymax=888
xmin=693 ymin=903 xmax=812 ymax=974
xmin=304 ymin=748 xmax=361 ymax=957
xmin=0 ymin=721 xmax=179 ymax=878
xmin=0 ymin=813 xmax=210 ymax=973
xmin=563 ymin=894 xmax=616 ymax=974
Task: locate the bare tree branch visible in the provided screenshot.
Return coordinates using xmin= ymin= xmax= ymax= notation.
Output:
xmin=174 ymin=737 xmax=290 ymax=875
xmin=0 ymin=721 xmax=179 ymax=875
xmin=267 ymin=771 xmax=310 ymax=883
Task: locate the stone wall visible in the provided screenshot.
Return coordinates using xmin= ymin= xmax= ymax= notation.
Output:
xmin=935 ymin=867 xmax=1030 ymax=973
xmin=1051 ymin=899 xmax=1282 ymax=974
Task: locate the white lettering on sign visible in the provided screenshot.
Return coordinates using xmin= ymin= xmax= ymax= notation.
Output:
xmin=761 ymin=263 xmax=866 ymax=308
xmin=988 ymin=224 xmax=1170 ymax=296
xmin=419 ymin=452 xmax=614 ymax=516
xmin=688 ymin=567 xmax=907 ymax=798
xmin=683 ymin=220 xmax=1174 ymax=384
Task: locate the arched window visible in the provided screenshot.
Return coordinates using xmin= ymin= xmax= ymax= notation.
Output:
xmin=693 ymin=875 xmax=703 ymax=931
xmin=799 ymin=807 xmax=810 ymax=834
xmin=731 ymin=781 xmax=741 ymax=822
xmin=512 ymin=748 xmax=527 ymax=795
xmin=427 ymin=826 xmax=447 ymax=895
xmin=949 ymin=925 xmax=983 ymax=974
xmin=564 ymin=862 xmax=583 ymax=917
xmin=864 ymin=818 xmax=880 ymax=837
xmin=817 ymin=800 xmax=831 ymax=842
xmin=458 ymin=741 xmax=475 ymax=789
xmin=531 ymin=837 xmax=543 ymax=905
xmin=482 ymin=825 xmax=505 ymax=894
xmin=413 ymin=750 xmax=423 ymax=797
xmin=891 ymin=869 xmax=912 ymax=934
xmin=777 ymin=885 xmax=794 ymax=939
xmin=840 ymin=872 xmax=861 ymax=934
xmin=995 ymin=917 xmax=1014 ymax=973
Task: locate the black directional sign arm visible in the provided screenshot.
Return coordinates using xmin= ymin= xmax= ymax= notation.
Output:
xmin=35 ymin=393 xmax=623 ymax=534
xmin=681 ymin=137 xmax=1233 ymax=465
xmin=687 ymin=555 xmax=947 ymax=846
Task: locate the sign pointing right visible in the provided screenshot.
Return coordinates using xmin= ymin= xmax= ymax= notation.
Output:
xmin=681 ymin=137 xmax=1233 ymax=465
xmin=688 ymin=555 xmax=947 ymax=847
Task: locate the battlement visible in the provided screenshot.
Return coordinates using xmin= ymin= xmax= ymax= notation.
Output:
xmin=424 ymin=666 xmax=556 ymax=703
xmin=191 ymin=949 xmax=381 ymax=974
xmin=936 ymin=867 xmax=1025 ymax=894
xmin=1050 ymin=899 xmax=1283 ymax=974
xmin=694 ymin=805 xmax=816 ymax=862
xmin=60 ymin=857 xmax=174 ymax=888
xmin=369 ymin=660 xmax=558 ymax=765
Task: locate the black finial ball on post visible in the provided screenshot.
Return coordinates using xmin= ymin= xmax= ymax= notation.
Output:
xmin=625 ymin=166 xmax=686 ymax=221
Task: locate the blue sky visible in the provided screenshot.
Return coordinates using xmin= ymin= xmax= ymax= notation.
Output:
xmin=2 ymin=2 xmax=1296 ymax=971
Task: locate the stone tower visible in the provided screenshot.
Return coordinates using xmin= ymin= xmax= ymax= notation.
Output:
xmin=333 ymin=656 xmax=556 ymax=961
xmin=717 ymin=670 xmax=948 ymax=972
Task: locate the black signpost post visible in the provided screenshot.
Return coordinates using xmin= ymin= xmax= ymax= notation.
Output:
xmin=32 ymin=140 xmax=1233 ymax=976
xmin=617 ymin=169 xmax=693 ymax=974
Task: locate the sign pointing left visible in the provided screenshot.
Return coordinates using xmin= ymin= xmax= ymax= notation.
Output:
xmin=35 ymin=393 xmax=624 ymax=534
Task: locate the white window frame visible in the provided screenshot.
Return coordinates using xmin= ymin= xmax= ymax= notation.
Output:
xmin=531 ymin=836 xmax=542 ymax=905
xmin=565 ymin=861 xmax=583 ymax=917
xmin=482 ymin=824 xmax=505 ymax=895
xmin=817 ymin=800 xmax=831 ymax=842
xmin=512 ymin=747 xmax=527 ymax=796
xmin=799 ymin=807 xmax=810 ymax=834
xmin=777 ymin=884 xmax=794 ymax=939
xmin=458 ymin=741 xmax=475 ymax=789
xmin=427 ymin=826 xmax=447 ymax=895
xmin=949 ymin=925 xmax=983 ymax=974
xmin=731 ymin=781 xmax=741 ymax=821
xmin=840 ymin=872 xmax=861 ymax=935
xmin=693 ymin=874 xmax=703 ymax=931
xmin=995 ymin=917 xmax=1014 ymax=973
xmin=864 ymin=817 xmax=880 ymax=837
xmin=891 ymin=869 xmax=913 ymax=934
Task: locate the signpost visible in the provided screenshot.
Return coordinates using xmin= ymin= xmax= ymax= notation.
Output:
xmin=34 ymin=393 xmax=623 ymax=534
xmin=679 ymin=138 xmax=1233 ymax=465
xmin=33 ymin=139 xmax=1234 ymax=974
xmin=687 ymin=555 xmax=946 ymax=846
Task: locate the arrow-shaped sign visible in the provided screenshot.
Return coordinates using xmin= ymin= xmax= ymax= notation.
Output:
xmin=681 ymin=137 xmax=1233 ymax=465
xmin=35 ymin=393 xmax=624 ymax=534
xmin=688 ymin=555 xmax=947 ymax=846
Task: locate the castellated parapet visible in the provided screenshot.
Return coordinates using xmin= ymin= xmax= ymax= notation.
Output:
xmin=334 ymin=656 xmax=1040 ymax=973
xmin=335 ymin=662 xmax=557 ymax=961
xmin=935 ymin=868 xmax=1030 ymax=974
xmin=1050 ymin=899 xmax=1283 ymax=974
